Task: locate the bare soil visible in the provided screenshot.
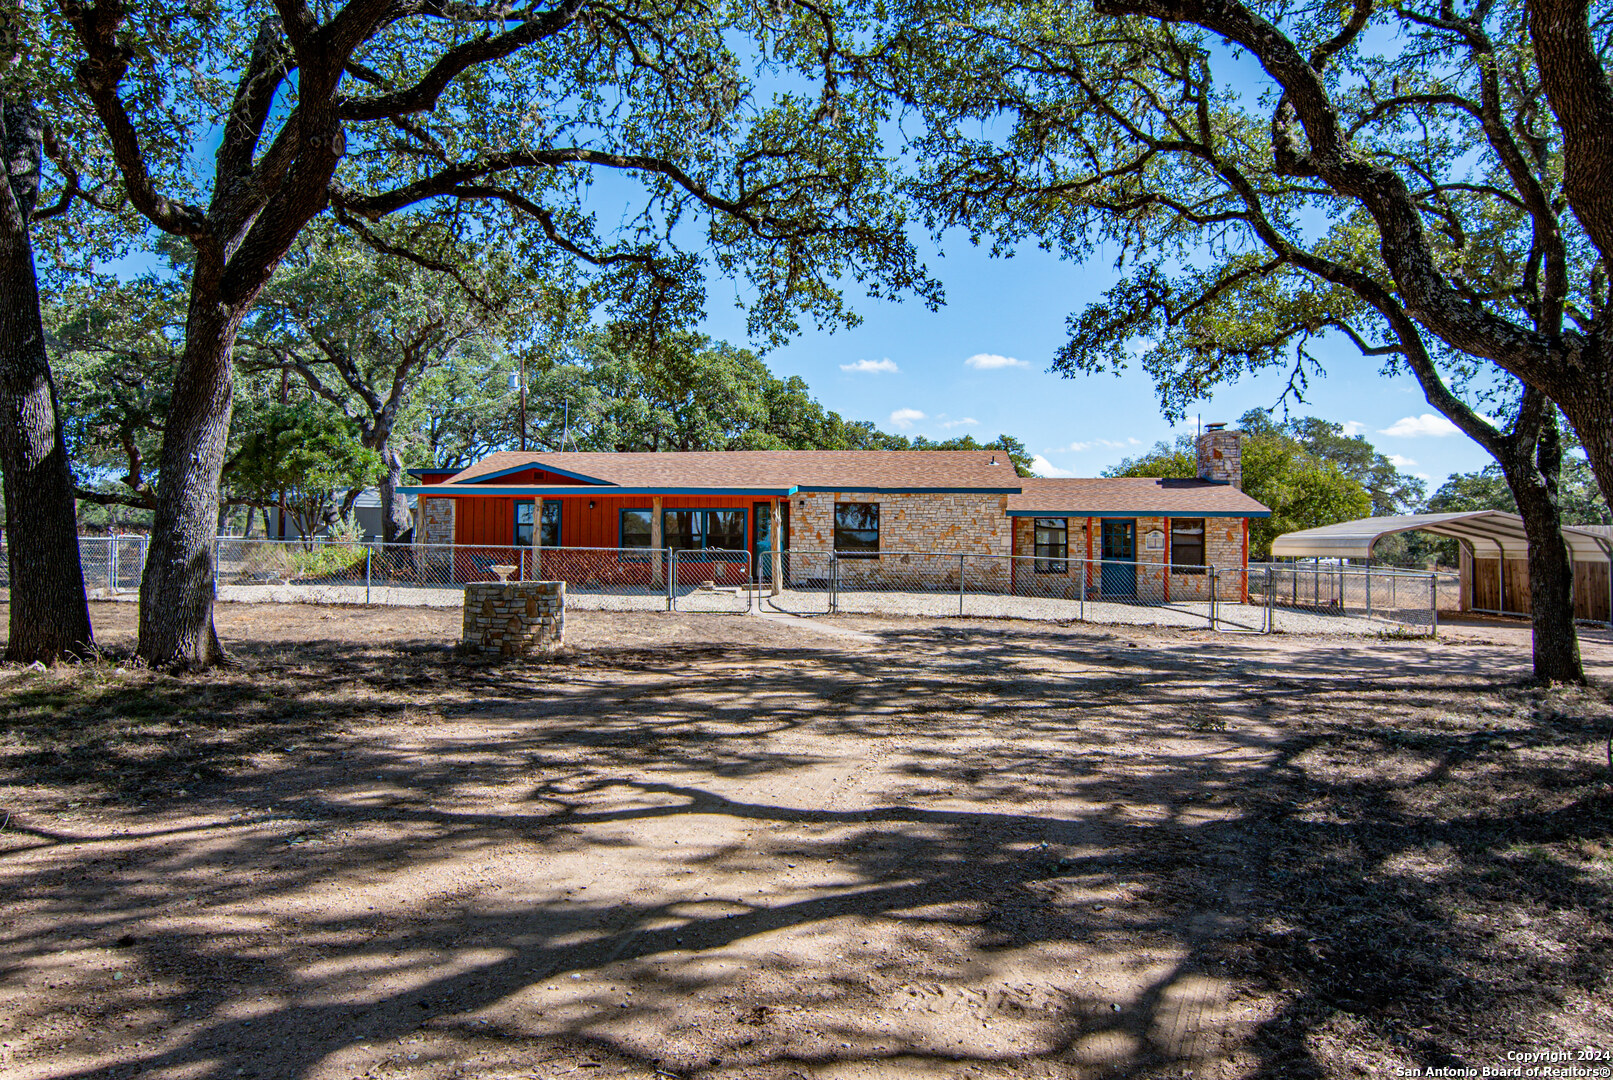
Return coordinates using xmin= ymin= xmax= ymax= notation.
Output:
xmin=1 ymin=601 xmax=1610 ymax=1080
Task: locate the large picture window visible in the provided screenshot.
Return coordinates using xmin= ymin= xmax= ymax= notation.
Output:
xmin=1033 ymin=517 xmax=1068 ymax=573
xmin=514 ymin=501 xmax=561 ymax=547
xmin=1171 ymin=518 xmax=1206 ymax=572
xmin=662 ymin=509 xmax=749 ymax=556
xmin=834 ymin=502 xmax=880 ymax=557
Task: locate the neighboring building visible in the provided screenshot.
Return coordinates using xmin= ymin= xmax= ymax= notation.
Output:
xmin=399 ymin=428 xmax=1270 ymax=596
xmin=1271 ymin=511 xmax=1613 ymax=622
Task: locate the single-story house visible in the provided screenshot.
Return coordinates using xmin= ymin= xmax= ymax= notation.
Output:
xmin=399 ymin=426 xmax=1270 ymax=598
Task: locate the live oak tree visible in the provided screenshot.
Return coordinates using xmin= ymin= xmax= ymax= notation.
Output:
xmin=887 ymin=0 xmax=1592 ymax=681
xmin=240 ymin=222 xmax=543 ymax=543
xmin=0 ymin=9 xmax=125 ymax=662
xmin=59 ymin=0 xmax=936 ymax=669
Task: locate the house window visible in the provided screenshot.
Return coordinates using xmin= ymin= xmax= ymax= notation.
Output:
xmin=514 ymin=501 xmax=561 ymax=547
xmin=662 ymin=509 xmax=749 ymax=555
xmin=1033 ymin=518 xmax=1068 ymax=573
xmin=620 ymin=508 xmax=653 ymax=550
xmin=834 ymin=502 xmax=879 ymax=557
xmin=1171 ymin=518 xmax=1206 ymax=572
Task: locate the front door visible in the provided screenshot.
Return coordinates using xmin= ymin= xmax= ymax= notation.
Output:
xmin=1100 ymin=519 xmax=1137 ymax=597
xmin=753 ymin=501 xmax=789 ymax=582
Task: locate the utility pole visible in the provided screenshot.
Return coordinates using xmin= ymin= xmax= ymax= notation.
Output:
xmin=519 ymin=353 xmax=527 ymax=453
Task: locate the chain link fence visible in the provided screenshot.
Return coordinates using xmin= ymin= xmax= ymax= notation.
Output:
xmin=1252 ymin=561 xmax=1442 ymax=634
xmin=44 ymin=536 xmax=1443 ymax=635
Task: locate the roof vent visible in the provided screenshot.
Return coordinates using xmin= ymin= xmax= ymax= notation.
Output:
xmin=990 ymin=455 xmax=997 ymax=465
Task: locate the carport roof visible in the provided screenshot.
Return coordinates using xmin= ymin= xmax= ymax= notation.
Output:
xmin=1269 ymin=511 xmax=1613 ymax=561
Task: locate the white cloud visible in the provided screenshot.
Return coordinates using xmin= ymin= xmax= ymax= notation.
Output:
xmin=1387 ymin=454 xmax=1418 ymax=468
xmin=1049 ymin=438 xmax=1134 ymax=453
xmin=1339 ymin=420 xmax=1366 ymax=437
xmin=889 ymin=407 xmax=926 ymax=430
xmin=840 ymin=357 xmax=900 ymax=374
xmin=964 ymin=353 xmax=1029 ymax=371
xmin=940 ymin=417 xmax=979 ymax=429
xmin=1030 ymin=454 xmax=1076 ymax=478
xmin=1379 ymin=413 xmax=1461 ymax=438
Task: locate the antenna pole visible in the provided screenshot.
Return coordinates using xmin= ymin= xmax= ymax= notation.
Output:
xmin=518 ymin=353 xmax=528 ymax=453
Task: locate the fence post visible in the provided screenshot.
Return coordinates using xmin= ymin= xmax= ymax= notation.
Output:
xmin=1079 ymin=558 xmax=1085 ymax=622
xmin=1430 ymin=572 xmax=1439 ymax=637
xmin=365 ymin=545 xmax=372 ymax=605
xmin=958 ymin=553 xmax=965 ymax=617
xmin=1264 ymin=568 xmax=1273 ymax=632
xmin=1366 ymin=566 xmax=1373 ymax=617
xmin=666 ymin=549 xmax=675 ymax=611
xmin=214 ymin=535 xmax=221 ymax=595
xmin=831 ymin=552 xmax=839 ymax=615
xmin=1209 ymin=567 xmax=1219 ymax=629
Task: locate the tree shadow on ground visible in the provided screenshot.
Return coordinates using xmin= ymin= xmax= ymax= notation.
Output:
xmin=1 ymin=614 xmax=1610 ymax=1079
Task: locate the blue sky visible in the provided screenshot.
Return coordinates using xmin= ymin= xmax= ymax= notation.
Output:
xmin=699 ymin=233 xmax=1491 ymax=491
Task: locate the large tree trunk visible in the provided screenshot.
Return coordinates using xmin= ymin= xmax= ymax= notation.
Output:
xmin=377 ymin=444 xmax=411 ymax=543
xmin=1503 ymin=422 xmax=1585 ymax=684
xmin=136 ymin=291 xmax=242 ymax=670
xmin=0 ymin=97 xmax=93 ymax=663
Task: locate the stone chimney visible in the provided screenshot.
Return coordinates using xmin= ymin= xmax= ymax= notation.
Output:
xmin=1195 ymin=423 xmax=1242 ymax=489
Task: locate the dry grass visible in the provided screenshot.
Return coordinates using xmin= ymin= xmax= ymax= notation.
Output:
xmin=0 ymin=601 xmax=1609 ymax=1080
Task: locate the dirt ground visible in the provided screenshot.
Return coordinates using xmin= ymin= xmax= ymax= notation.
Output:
xmin=1 ymin=601 xmax=1611 ymax=1080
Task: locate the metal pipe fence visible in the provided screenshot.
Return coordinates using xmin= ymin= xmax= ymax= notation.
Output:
xmin=45 ymin=536 xmax=1443 ymax=635
xmin=1250 ymin=561 xmax=1442 ymax=634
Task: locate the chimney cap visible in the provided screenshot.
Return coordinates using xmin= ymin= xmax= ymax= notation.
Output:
xmin=1203 ymin=421 xmax=1228 ymax=432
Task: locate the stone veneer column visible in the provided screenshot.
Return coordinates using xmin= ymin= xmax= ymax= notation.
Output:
xmin=462 ymin=581 xmax=565 ymax=655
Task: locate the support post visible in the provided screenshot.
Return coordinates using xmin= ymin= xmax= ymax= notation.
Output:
xmin=530 ymin=496 xmax=543 ymax=582
xmin=770 ymin=498 xmax=782 ymax=597
xmin=1496 ymin=542 xmax=1506 ymax=615
xmin=651 ymin=495 xmax=664 ymax=590
xmin=1430 ymin=572 xmax=1438 ymax=637
xmin=365 ymin=546 xmax=372 ymax=605
xmin=666 ymin=548 xmax=675 ymax=611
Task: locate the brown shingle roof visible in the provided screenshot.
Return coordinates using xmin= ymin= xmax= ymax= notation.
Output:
xmin=1008 ymin=477 xmax=1270 ymax=516
xmin=445 ymin=450 xmax=1021 ymax=490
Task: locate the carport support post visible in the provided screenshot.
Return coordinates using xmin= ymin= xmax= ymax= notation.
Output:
xmin=770 ymin=499 xmax=782 ymax=596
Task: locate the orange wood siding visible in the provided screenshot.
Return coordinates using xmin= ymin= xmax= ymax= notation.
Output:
xmin=450 ymin=495 xmax=757 ymax=549
xmin=455 ymin=496 xmax=515 ymax=546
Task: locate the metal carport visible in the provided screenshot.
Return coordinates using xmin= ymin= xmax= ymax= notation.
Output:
xmin=1270 ymin=511 xmax=1613 ymax=623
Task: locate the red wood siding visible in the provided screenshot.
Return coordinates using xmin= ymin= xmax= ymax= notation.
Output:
xmin=451 ymin=495 xmax=758 ymax=549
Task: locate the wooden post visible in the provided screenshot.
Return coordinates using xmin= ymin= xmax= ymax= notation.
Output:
xmin=530 ymin=496 xmax=542 ymax=580
xmin=651 ymin=495 xmax=664 ymax=587
xmin=770 ymin=498 xmax=782 ymax=596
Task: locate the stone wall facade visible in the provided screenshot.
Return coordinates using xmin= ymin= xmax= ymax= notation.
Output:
xmin=789 ymin=491 xmax=1014 ymax=589
xmin=462 ymin=581 xmax=565 ymax=656
xmin=1011 ymin=514 xmax=1247 ymax=601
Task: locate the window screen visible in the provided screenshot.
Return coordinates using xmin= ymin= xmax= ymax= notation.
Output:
xmin=620 ymin=509 xmax=653 ymax=549
xmin=1171 ymin=518 xmax=1206 ymax=572
xmin=834 ymin=503 xmax=879 ymax=557
xmin=1033 ymin=517 xmax=1068 ymax=573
